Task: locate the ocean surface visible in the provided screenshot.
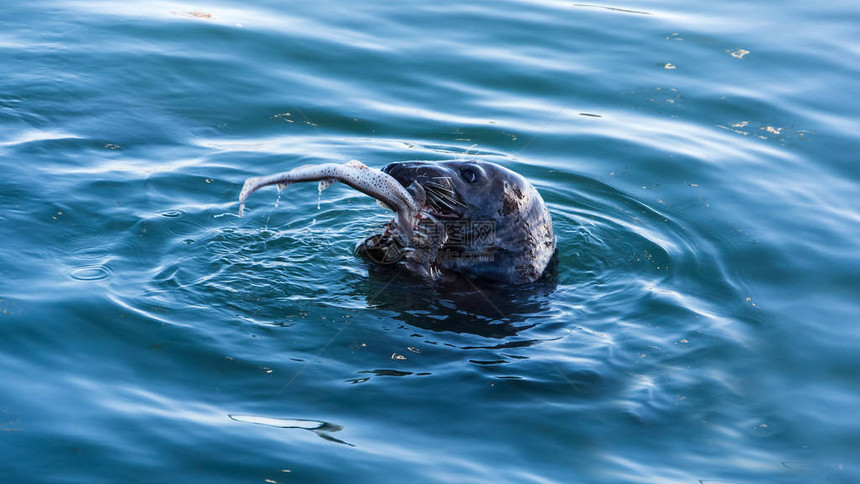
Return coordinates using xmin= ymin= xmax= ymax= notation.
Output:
xmin=1 ymin=1 xmax=859 ymax=482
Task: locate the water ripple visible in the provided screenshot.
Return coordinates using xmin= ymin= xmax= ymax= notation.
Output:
xmin=69 ymin=264 xmax=112 ymax=281
xmin=2 ymin=0 xmax=859 ymax=481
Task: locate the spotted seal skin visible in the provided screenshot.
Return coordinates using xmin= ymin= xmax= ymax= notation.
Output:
xmin=357 ymin=160 xmax=557 ymax=284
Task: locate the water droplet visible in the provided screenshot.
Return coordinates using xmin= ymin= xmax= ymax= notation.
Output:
xmin=158 ymin=209 xmax=183 ymax=218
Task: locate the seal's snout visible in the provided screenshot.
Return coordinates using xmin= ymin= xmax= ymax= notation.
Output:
xmin=381 ymin=162 xmax=402 ymax=177
xmin=382 ymin=162 xmax=440 ymax=187
xmin=381 ymin=162 xmax=418 ymax=189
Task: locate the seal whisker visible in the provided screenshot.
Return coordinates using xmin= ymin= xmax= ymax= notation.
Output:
xmin=423 ymin=186 xmax=461 ymax=210
xmin=426 ymin=188 xmax=464 ymax=208
xmin=423 ymin=180 xmax=454 ymax=190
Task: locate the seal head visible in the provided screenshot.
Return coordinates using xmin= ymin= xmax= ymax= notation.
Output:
xmin=357 ymin=160 xmax=556 ymax=284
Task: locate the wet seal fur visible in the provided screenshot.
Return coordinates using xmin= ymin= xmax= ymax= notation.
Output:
xmin=356 ymin=160 xmax=556 ymax=284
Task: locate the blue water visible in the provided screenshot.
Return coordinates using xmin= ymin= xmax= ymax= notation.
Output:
xmin=2 ymin=1 xmax=859 ymax=482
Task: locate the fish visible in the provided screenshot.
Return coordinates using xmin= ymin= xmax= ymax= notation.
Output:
xmin=238 ymin=160 xmax=423 ymax=241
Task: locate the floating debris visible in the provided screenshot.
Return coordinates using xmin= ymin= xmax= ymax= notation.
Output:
xmin=572 ymin=3 xmax=651 ymax=15
xmin=171 ymin=11 xmax=213 ymax=19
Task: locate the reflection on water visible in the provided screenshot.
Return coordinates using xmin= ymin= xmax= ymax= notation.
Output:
xmin=229 ymin=414 xmax=354 ymax=446
xmin=359 ymin=267 xmax=557 ymax=339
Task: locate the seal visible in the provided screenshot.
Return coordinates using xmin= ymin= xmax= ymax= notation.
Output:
xmin=356 ymin=160 xmax=556 ymax=284
xmin=238 ymin=159 xmax=556 ymax=285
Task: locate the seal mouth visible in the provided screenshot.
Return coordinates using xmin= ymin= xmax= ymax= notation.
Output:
xmin=359 ymin=174 xmax=464 ymax=275
xmin=376 ymin=176 xmax=462 ymax=246
xmin=354 ymin=161 xmax=477 ymax=279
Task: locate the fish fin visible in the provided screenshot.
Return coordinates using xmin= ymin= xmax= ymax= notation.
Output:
xmin=345 ymin=159 xmax=369 ymax=170
xmin=407 ymin=181 xmax=426 ymax=208
xmin=318 ymin=178 xmax=336 ymax=192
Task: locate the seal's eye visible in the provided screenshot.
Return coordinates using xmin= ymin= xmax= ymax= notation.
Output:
xmin=459 ymin=168 xmax=478 ymax=183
